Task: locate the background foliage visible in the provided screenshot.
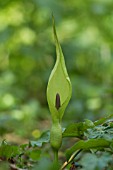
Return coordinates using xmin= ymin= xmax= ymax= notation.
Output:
xmin=0 ymin=0 xmax=113 ymax=161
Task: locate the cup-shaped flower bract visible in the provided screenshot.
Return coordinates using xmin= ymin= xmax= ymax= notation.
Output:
xmin=47 ymin=16 xmax=72 ymax=123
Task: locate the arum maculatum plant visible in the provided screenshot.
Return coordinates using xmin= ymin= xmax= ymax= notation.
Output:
xmin=47 ymin=16 xmax=72 ymax=162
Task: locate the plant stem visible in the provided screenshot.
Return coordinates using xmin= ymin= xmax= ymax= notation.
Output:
xmin=60 ymin=149 xmax=82 ymax=170
xmin=54 ymin=150 xmax=58 ymax=163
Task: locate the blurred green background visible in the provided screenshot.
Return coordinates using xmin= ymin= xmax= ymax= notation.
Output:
xmin=0 ymin=0 xmax=113 ymax=143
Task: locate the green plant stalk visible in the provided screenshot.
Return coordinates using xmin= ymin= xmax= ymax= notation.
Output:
xmin=50 ymin=125 xmax=61 ymax=163
xmin=54 ymin=149 xmax=58 ymax=163
xmin=50 ymin=121 xmax=62 ymax=162
xmin=66 ymin=138 xmax=111 ymax=160
xmin=60 ymin=149 xmax=82 ymax=170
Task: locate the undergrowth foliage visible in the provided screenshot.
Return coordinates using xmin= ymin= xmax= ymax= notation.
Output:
xmin=1 ymin=116 xmax=113 ymax=170
xmin=0 ymin=18 xmax=113 ymax=170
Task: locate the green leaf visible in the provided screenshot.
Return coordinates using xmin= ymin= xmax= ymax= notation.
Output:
xmin=63 ymin=122 xmax=84 ymax=138
xmin=32 ymin=157 xmax=60 ymax=170
xmin=85 ymin=124 xmax=113 ymax=141
xmin=79 ymin=152 xmax=112 ymax=170
xmin=28 ymin=149 xmax=41 ymax=161
xmin=94 ymin=113 xmax=113 ymax=126
xmin=63 ymin=120 xmax=94 ymax=138
xmin=0 ymin=143 xmax=20 ymax=159
xmin=84 ymin=119 xmax=94 ymax=127
xmin=29 ymin=130 xmax=50 ymax=147
xmin=46 ymin=16 xmax=72 ymax=122
xmin=79 ymin=153 xmax=98 ymax=170
xmin=66 ymin=139 xmax=111 ymax=160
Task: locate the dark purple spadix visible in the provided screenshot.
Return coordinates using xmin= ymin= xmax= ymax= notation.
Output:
xmin=55 ymin=93 xmax=61 ymax=110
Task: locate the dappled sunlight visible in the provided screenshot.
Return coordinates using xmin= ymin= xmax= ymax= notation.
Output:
xmin=86 ymin=97 xmax=102 ymax=110
xmin=78 ymin=27 xmax=99 ymax=47
xmin=2 ymin=93 xmax=15 ymax=107
xmin=17 ymin=28 xmax=36 ymax=45
xmin=32 ymin=129 xmax=41 ymax=139
xmin=0 ymin=2 xmax=24 ymax=30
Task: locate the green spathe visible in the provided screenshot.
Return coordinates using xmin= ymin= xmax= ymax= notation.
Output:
xmin=47 ymin=16 xmax=72 ymax=122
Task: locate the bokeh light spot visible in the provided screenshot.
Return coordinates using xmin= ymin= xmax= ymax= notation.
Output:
xmin=32 ymin=129 xmax=41 ymax=138
xmin=2 ymin=94 xmax=15 ymax=107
